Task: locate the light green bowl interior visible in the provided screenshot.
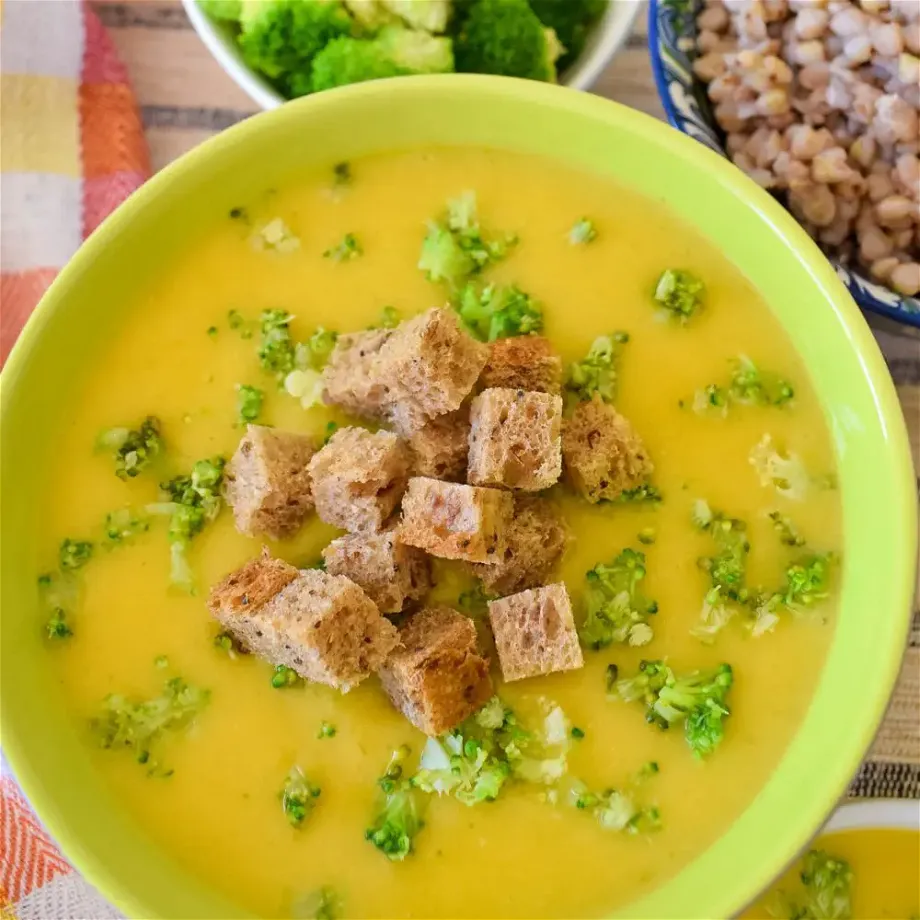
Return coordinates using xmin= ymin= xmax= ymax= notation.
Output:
xmin=1 ymin=76 xmax=915 ymax=920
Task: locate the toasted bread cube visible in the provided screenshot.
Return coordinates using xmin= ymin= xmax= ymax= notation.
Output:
xmin=223 ymin=425 xmax=315 ymax=539
xmin=480 ymin=336 xmax=562 ymax=394
xmin=488 ymin=584 xmax=583 ymax=682
xmin=308 ymin=426 xmax=409 ymax=533
xmin=379 ymin=607 xmax=493 ymax=735
xmin=321 ymin=328 xmax=394 ymax=419
xmin=407 ymin=407 xmax=471 ymax=482
xmin=381 ymin=308 xmax=488 ymax=434
xmin=468 ymin=388 xmax=563 ymax=491
xmin=322 ymin=529 xmax=431 ymax=614
xmin=208 ymin=551 xmax=398 ymax=692
xmin=469 ymin=495 xmax=567 ymax=596
xmin=562 ymin=396 xmax=653 ymax=503
xmin=399 ymin=477 xmax=512 ymax=563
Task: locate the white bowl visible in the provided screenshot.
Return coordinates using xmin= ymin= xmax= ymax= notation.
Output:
xmin=822 ymin=798 xmax=919 ymax=834
xmin=182 ymin=0 xmax=642 ymax=109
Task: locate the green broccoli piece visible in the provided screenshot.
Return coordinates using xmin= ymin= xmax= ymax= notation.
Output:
xmin=237 ymin=0 xmax=353 ymax=89
xmin=152 ymin=457 xmax=225 ymax=592
xmin=198 ymin=0 xmax=242 ymax=20
xmin=59 ymin=538 xmax=94 ymax=571
xmin=293 ymin=886 xmax=342 ymax=920
xmin=615 ymin=482 xmax=662 ymax=505
xmin=457 ymin=582 xmax=494 ymax=617
xmin=782 ymin=553 xmax=835 ymax=611
xmin=750 ymin=435 xmax=812 ymax=501
xmin=694 ymin=500 xmax=750 ymax=604
xmin=271 ymin=664 xmax=303 ymax=688
xmin=564 ymin=332 xmax=628 ymax=405
xmin=653 ymin=269 xmax=705 ymax=322
xmin=611 ymin=660 xmax=734 ymax=758
xmin=371 ymin=305 xmax=400 ymax=329
xmin=569 ymin=217 xmax=598 ymax=245
xmin=580 ymin=548 xmax=658 ymax=650
xmin=214 ymin=630 xmax=244 ymax=657
xmin=455 ymin=0 xmax=562 ymax=81
xmin=310 ymin=26 xmax=453 ymax=92
xmin=381 ymin=0 xmax=450 ymax=32
xmin=530 ymin=0 xmax=607 ymax=70
xmin=317 ymin=721 xmax=337 ymax=739
xmin=570 ymin=761 xmax=661 ymax=834
xmin=323 ymin=232 xmax=362 ymax=261
xmin=46 ymin=608 xmax=73 ymax=640
xmin=91 ymin=675 xmax=210 ymax=772
xmin=365 ymin=745 xmax=425 ymax=860
xmin=236 ymin=384 xmax=264 ymax=424
xmin=769 ymin=511 xmax=805 ymax=547
xmin=259 ymin=309 xmax=298 ymax=377
xmin=457 ymin=282 xmax=543 ymax=341
xmin=773 ymin=849 xmax=854 ymax=919
xmin=228 ymin=309 xmax=254 ymax=338
xmin=695 ymin=356 xmax=795 ymax=414
xmin=103 ymin=508 xmax=151 ymax=546
xmin=96 ymin=416 xmax=163 ymax=480
xmin=280 ymin=765 xmax=321 ymax=827
xmin=343 ymin=0 xmax=399 ymax=31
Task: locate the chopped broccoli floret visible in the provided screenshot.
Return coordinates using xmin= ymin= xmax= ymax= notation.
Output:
xmin=564 ymin=332 xmax=629 ymax=405
xmin=293 ymin=885 xmax=341 ymax=920
xmin=343 ymin=0 xmax=400 ymax=30
xmin=228 ymin=309 xmax=254 ymax=338
xmin=332 ymin=160 xmax=351 ymax=184
xmin=365 ymin=745 xmax=425 ymax=860
xmin=782 ymin=553 xmax=835 ymax=612
xmin=455 ymin=0 xmax=562 ymax=81
xmin=322 ymin=421 xmax=339 ymax=445
xmin=750 ymin=434 xmax=811 ymax=501
xmin=769 ymin=510 xmax=805 ymax=547
xmin=695 ymin=503 xmax=750 ymax=604
xmin=690 ymin=586 xmax=737 ymax=644
xmin=372 ymin=305 xmax=400 ymax=329
xmin=638 ymin=527 xmax=657 ymax=546
xmin=229 ymin=206 xmax=249 ymax=223
xmin=91 ymin=675 xmax=210 ymax=771
xmin=570 ymin=761 xmax=661 ymax=834
xmin=530 ymin=0 xmax=606 ymax=70
xmin=251 ymin=217 xmax=301 ymax=252
xmin=103 ymin=508 xmax=151 ymax=546
xmin=457 ymin=582 xmax=494 ymax=616
xmin=280 ymin=765 xmax=321 ymax=827
xmin=571 ymin=726 xmax=586 ymax=740
xmin=318 ymin=721 xmax=337 ymax=739
xmin=615 ymin=482 xmax=662 ymax=505
xmin=46 ymin=608 xmax=73 ymax=640
xmin=381 ymin=0 xmax=450 ymax=32
xmin=214 ymin=630 xmax=244 ymax=658
xmin=237 ymin=0 xmax=353 ymax=86
xmin=198 ymin=0 xmax=243 ymax=21
xmin=580 ymin=548 xmax=658 ymax=650
xmin=271 ymin=664 xmax=303 ymax=689
xmin=695 ymin=356 xmax=794 ymax=414
xmin=653 ymin=269 xmax=705 ymax=322
xmin=375 ymin=24 xmax=453 ymax=70
xmin=236 ymin=384 xmax=264 ymax=424
xmin=96 ymin=416 xmax=163 ymax=480
xmin=259 ymin=309 xmax=298 ymax=377
xmin=261 ymin=313 xmax=336 ymax=402
xmin=59 ymin=538 xmax=94 ymax=571
xmin=773 ymin=849 xmax=854 ymax=920
xmin=569 ymin=217 xmax=598 ymax=245
xmin=323 ymin=232 xmax=362 ymax=261
xmin=152 ymin=457 xmax=225 ymax=593
xmin=419 ymin=191 xmax=517 ymax=291
xmin=611 ymin=660 xmax=734 ymax=758
xmin=457 ymin=282 xmax=543 ymax=341
xmin=284 ymin=369 xmax=324 ymax=409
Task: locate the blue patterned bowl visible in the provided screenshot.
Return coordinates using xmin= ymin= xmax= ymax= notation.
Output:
xmin=648 ymin=0 xmax=920 ymax=329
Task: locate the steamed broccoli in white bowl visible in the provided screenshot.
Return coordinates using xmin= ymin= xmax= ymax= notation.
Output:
xmin=185 ymin=0 xmax=638 ymax=107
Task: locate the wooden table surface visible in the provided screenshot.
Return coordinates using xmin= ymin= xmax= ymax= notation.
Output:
xmin=96 ymin=0 xmax=919 ymax=790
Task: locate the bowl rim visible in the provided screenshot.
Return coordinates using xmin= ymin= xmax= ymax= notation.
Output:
xmin=822 ymin=798 xmax=920 ymax=834
xmin=180 ymin=0 xmax=640 ymax=106
xmin=1 ymin=75 xmax=916 ymax=920
xmin=645 ymin=0 xmax=920 ymax=329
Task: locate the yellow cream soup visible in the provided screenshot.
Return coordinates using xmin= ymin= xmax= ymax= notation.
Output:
xmin=41 ymin=148 xmax=842 ymax=919
xmin=744 ymin=828 xmax=920 ymax=919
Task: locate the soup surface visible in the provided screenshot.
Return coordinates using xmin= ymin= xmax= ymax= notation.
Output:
xmin=743 ymin=827 xmax=920 ymax=919
xmin=39 ymin=148 xmax=843 ymax=918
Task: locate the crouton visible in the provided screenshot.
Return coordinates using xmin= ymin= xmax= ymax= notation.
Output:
xmin=322 ymin=529 xmax=431 ymax=614
xmin=223 ymin=425 xmax=315 ymax=539
xmin=468 ymin=388 xmax=563 ymax=491
xmin=208 ymin=552 xmax=398 ymax=692
xmin=308 ymin=426 xmax=409 ymax=533
xmin=562 ymin=395 xmax=653 ymax=503
xmin=399 ymin=477 xmax=512 ymax=563
xmin=480 ymin=336 xmax=562 ymax=394
xmin=379 ymin=607 xmax=493 ymax=735
xmin=469 ymin=495 xmax=567 ymax=596
xmin=488 ymin=584 xmax=583 ymax=682
xmin=407 ymin=406 xmax=470 ymax=482
xmin=321 ymin=328 xmax=394 ymax=419
xmin=380 ymin=308 xmax=488 ymax=435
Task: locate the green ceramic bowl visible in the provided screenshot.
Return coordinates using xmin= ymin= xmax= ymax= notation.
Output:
xmin=0 ymin=76 xmax=915 ymax=919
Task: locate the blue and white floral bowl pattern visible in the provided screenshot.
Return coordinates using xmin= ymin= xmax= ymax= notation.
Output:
xmin=648 ymin=0 xmax=920 ymax=329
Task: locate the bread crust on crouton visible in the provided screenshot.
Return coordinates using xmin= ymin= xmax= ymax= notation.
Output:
xmin=469 ymin=495 xmax=567 ymax=596
xmin=321 ymin=328 xmax=394 ymax=419
xmin=223 ymin=425 xmax=315 ymax=539
xmin=399 ymin=477 xmax=512 ymax=563
xmin=480 ymin=336 xmax=562 ymax=394
xmin=379 ymin=607 xmax=493 ymax=735
xmin=308 ymin=426 xmax=409 ymax=533
xmin=208 ymin=554 xmax=398 ymax=692
xmin=468 ymin=388 xmax=563 ymax=491
xmin=488 ymin=584 xmax=583 ymax=682
xmin=562 ymin=396 xmax=653 ymax=503
xmin=407 ymin=406 xmax=471 ymax=482
xmin=322 ymin=529 xmax=431 ymax=614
